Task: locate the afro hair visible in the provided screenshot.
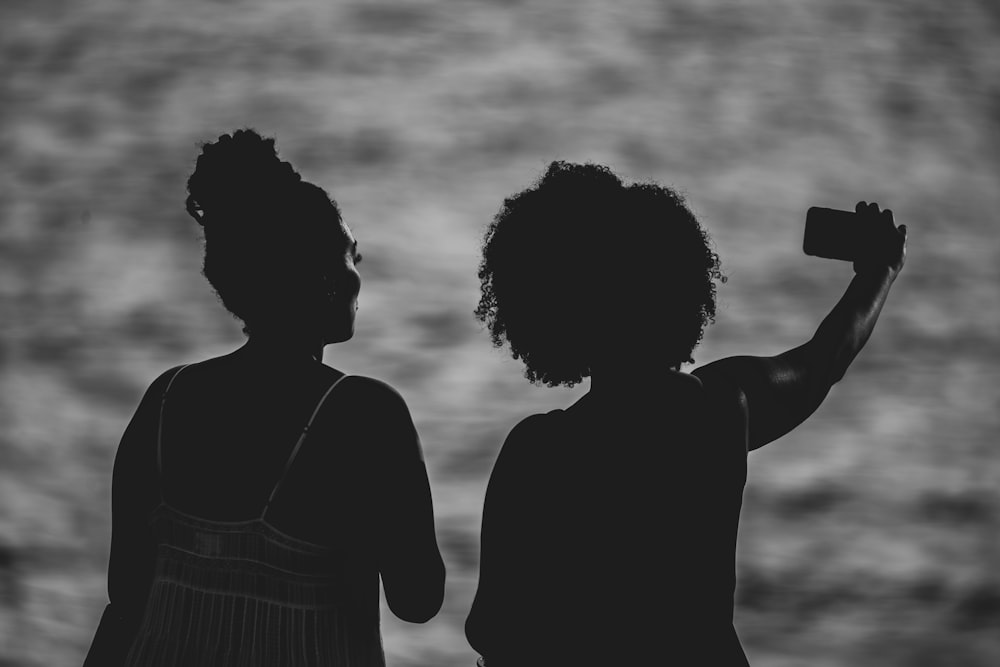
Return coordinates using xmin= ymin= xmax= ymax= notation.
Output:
xmin=475 ymin=161 xmax=726 ymax=387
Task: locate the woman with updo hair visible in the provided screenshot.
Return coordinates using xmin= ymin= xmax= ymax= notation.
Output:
xmin=85 ymin=128 xmax=445 ymax=666
xmin=464 ymin=162 xmax=906 ymax=665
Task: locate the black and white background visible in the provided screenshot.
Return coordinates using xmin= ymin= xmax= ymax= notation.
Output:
xmin=1 ymin=1 xmax=998 ymax=664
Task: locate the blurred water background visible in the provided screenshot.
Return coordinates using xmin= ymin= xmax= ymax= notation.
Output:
xmin=2 ymin=0 xmax=999 ymax=664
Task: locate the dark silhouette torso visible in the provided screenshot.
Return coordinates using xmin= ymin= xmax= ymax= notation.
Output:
xmin=91 ymin=344 xmax=444 ymax=667
xmin=156 ymin=354 xmax=365 ymax=547
xmin=466 ymin=372 xmax=750 ymax=665
xmin=159 ymin=352 xmax=388 ymax=611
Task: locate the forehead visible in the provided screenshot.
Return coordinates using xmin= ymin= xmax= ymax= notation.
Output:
xmin=342 ymin=223 xmax=356 ymax=247
xmin=328 ymin=214 xmax=351 ymax=241
xmin=336 ymin=221 xmax=357 ymax=254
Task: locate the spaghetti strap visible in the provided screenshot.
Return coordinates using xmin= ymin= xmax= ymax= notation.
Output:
xmin=261 ymin=373 xmax=352 ymax=519
xmin=156 ymin=364 xmax=191 ymax=484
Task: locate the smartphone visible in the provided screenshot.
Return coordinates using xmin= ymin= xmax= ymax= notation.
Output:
xmin=803 ymin=207 xmax=870 ymax=262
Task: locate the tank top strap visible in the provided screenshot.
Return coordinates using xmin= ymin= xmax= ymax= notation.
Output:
xmin=156 ymin=364 xmax=192 ymax=495
xmin=261 ymin=373 xmax=352 ymax=519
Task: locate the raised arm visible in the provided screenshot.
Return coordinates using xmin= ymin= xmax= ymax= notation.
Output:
xmin=693 ymin=202 xmax=906 ymax=451
xmin=357 ymin=378 xmax=445 ymax=624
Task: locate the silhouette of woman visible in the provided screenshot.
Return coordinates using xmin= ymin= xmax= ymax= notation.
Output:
xmin=84 ymin=129 xmax=445 ymax=666
xmin=464 ymin=162 xmax=906 ymax=666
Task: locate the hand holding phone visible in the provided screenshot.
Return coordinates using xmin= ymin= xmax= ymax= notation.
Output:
xmin=804 ymin=202 xmax=907 ymax=275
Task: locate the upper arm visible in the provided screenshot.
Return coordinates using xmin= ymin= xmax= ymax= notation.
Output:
xmin=479 ymin=416 xmax=543 ymax=546
xmin=466 ymin=415 xmax=545 ymax=653
xmin=692 ymin=341 xmax=834 ymax=451
xmin=350 ymin=377 xmax=443 ymax=622
xmin=347 ymin=376 xmax=425 ymax=469
xmin=107 ymin=367 xmax=183 ymax=625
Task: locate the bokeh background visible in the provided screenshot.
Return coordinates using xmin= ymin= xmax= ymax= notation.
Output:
xmin=2 ymin=0 xmax=999 ymax=664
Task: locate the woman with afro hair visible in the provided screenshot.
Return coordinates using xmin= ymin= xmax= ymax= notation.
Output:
xmin=465 ymin=162 xmax=906 ymax=665
xmin=85 ymin=129 xmax=445 ymax=666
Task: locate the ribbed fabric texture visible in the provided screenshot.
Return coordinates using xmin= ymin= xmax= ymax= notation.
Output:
xmin=124 ymin=367 xmax=384 ymax=667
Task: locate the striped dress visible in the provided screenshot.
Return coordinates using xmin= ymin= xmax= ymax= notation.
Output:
xmin=123 ymin=366 xmax=385 ymax=667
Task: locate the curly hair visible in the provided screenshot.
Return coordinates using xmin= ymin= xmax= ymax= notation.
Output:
xmin=185 ymin=128 xmax=349 ymax=336
xmin=475 ymin=161 xmax=726 ymax=387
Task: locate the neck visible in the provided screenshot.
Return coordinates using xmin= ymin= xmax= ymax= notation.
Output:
xmin=588 ymin=358 xmax=685 ymax=398
xmin=238 ymin=328 xmax=324 ymax=364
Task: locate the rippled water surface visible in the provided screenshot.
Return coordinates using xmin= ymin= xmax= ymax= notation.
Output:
xmin=1 ymin=1 xmax=999 ymax=664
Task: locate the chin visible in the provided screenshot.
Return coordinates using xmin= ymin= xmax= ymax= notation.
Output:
xmin=324 ymin=324 xmax=355 ymax=345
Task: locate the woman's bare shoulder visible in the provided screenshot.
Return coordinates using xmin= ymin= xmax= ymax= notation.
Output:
xmin=320 ymin=374 xmax=422 ymax=455
xmin=492 ymin=412 xmax=559 ymax=468
xmin=328 ymin=374 xmax=410 ymax=411
xmin=144 ymin=363 xmax=191 ymax=401
xmin=688 ymin=367 xmax=749 ymax=454
xmin=689 ymin=366 xmax=747 ymax=410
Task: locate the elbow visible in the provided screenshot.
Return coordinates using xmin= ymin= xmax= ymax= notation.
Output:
xmin=804 ymin=336 xmax=848 ymax=390
xmin=388 ymin=596 xmax=443 ymax=624
xmin=827 ymin=348 xmax=854 ymax=387
xmin=465 ymin=612 xmax=484 ymax=655
xmin=396 ymin=606 xmax=439 ymax=625
xmin=824 ymin=332 xmax=868 ymax=387
xmin=465 ymin=595 xmax=499 ymax=655
xmin=385 ymin=560 xmax=446 ymax=624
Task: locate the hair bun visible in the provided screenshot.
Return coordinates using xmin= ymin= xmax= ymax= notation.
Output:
xmin=186 ymin=128 xmax=302 ymax=227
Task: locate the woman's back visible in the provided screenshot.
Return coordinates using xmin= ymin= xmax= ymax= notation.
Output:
xmin=123 ymin=359 xmax=386 ymax=666
xmin=466 ymin=161 xmax=906 ymax=666
xmin=95 ymin=350 xmax=443 ymax=666
xmin=155 ymin=353 xmax=372 ymax=546
xmin=466 ymin=373 xmax=750 ymax=665
xmin=86 ymin=128 xmax=445 ymax=666
xmin=126 ymin=504 xmax=382 ymax=667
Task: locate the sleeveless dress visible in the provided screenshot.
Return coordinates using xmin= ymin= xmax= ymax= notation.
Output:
xmin=123 ymin=365 xmax=386 ymax=667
